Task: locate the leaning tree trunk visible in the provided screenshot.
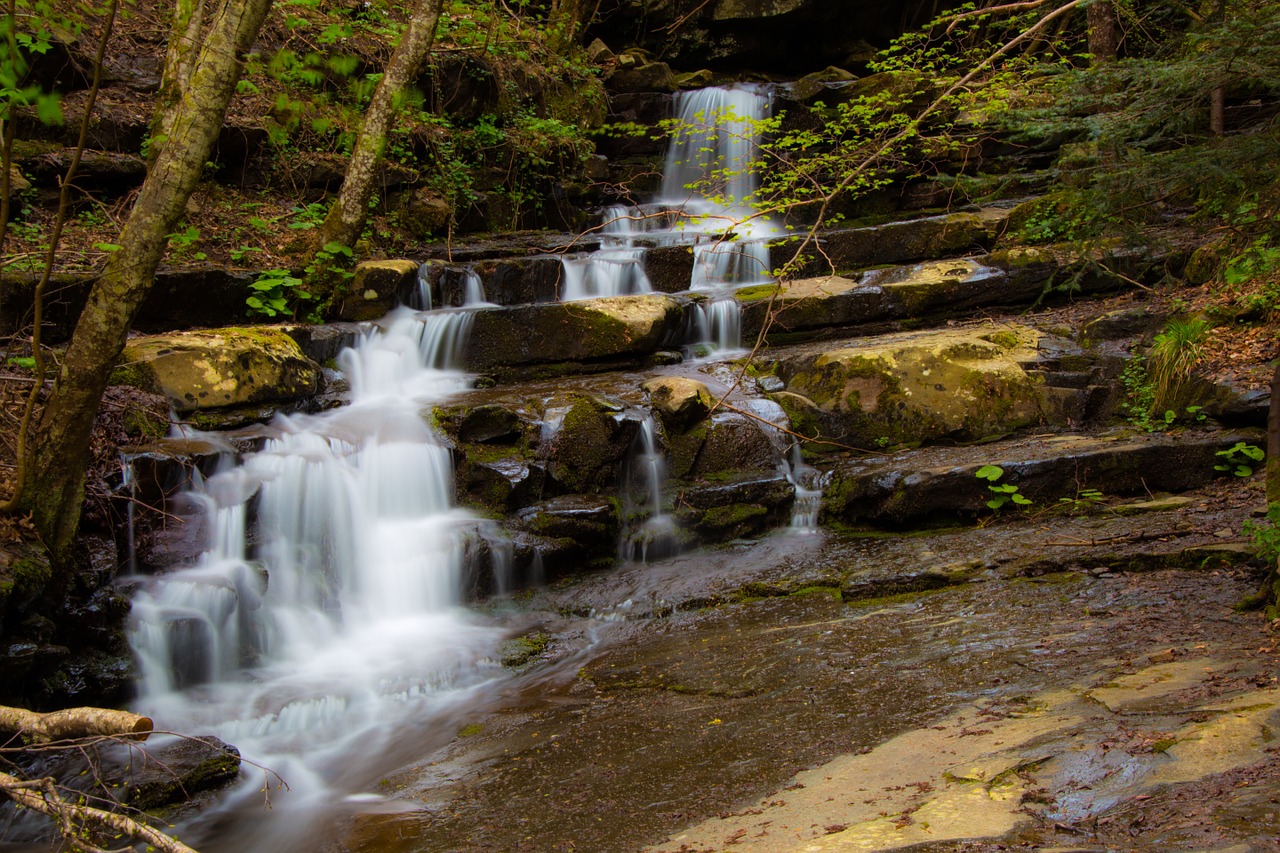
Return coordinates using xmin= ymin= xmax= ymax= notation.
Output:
xmin=15 ymin=0 xmax=273 ymax=564
xmin=311 ymin=0 xmax=444 ymax=265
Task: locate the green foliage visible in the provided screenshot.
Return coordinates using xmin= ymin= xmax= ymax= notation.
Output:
xmin=246 ymin=268 xmax=316 ymax=320
xmin=1120 ymin=355 xmax=1208 ymax=432
xmin=1147 ymin=316 xmax=1210 ymax=412
xmin=0 ymin=0 xmax=72 ymax=127
xmin=976 ymin=464 xmax=1031 ymax=511
xmin=1243 ymin=502 xmax=1280 ymax=563
xmin=1058 ymin=488 xmax=1106 ymax=514
xmin=166 ymin=224 xmax=207 ymax=261
xmin=1215 ymin=441 xmax=1264 ymax=478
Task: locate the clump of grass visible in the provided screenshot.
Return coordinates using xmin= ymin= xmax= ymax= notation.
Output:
xmin=1147 ymin=315 xmax=1210 ymax=413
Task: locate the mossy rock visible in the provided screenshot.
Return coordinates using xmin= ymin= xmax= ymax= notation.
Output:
xmin=776 ymin=324 xmax=1047 ymax=448
xmin=116 ymin=327 xmax=321 ymax=414
xmin=544 ymin=394 xmax=639 ymax=494
xmin=337 ymin=259 xmax=420 ymax=322
xmin=642 ymin=376 xmax=713 ymax=431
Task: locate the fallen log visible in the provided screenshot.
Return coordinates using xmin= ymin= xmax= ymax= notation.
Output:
xmin=0 ymin=705 xmax=153 ymax=744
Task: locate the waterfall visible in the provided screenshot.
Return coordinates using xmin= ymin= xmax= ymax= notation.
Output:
xmin=126 ymin=300 xmax=502 ymax=829
xmin=560 ymin=205 xmax=654 ymax=300
xmin=786 ymin=444 xmax=824 ymax=534
xmin=461 ymin=268 xmax=492 ymax=307
xmin=620 ymin=414 xmax=679 ymax=562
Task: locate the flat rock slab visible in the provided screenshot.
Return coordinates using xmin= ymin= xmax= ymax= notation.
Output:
xmin=822 ymin=428 xmax=1265 ymax=526
xmin=465 ymin=293 xmax=684 ymax=373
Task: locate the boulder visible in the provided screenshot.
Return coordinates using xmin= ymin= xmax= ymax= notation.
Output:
xmin=337 ymin=259 xmax=420 ymax=322
xmin=542 ymin=395 xmax=640 ymax=493
xmin=465 ymin=294 xmax=684 ymax=374
xmin=116 ymin=327 xmax=322 ymax=413
xmin=459 ymin=404 xmax=523 ymax=443
xmin=642 ymin=376 xmax=713 ymax=430
xmin=691 ymin=412 xmax=781 ymax=477
xmin=123 ymin=737 xmax=241 ymax=811
xmin=608 ymin=61 xmax=679 ymax=94
xmin=771 ymin=324 xmax=1048 ymax=448
xmin=514 ymin=496 xmax=620 ymax=562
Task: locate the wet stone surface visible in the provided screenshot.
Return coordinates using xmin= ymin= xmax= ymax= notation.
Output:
xmin=331 ymin=481 xmax=1279 ymax=853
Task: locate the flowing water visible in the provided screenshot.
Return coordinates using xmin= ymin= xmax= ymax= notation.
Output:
xmin=118 ymin=86 xmax=815 ymax=851
xmin=125 ymin=307 xmax=507 ymax=851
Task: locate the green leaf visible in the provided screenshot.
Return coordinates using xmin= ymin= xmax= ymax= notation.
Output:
xmin=93 ymin=242 xmax=122 ymax=252
xmin=975 ymin=464 xmax=1003 ymax=481
xmin=1011 ymin=494 xmax=1032 ymax=505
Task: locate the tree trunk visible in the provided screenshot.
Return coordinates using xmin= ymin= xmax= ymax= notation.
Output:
xmin=1087 ymin=0 xmax=1119 ymax=62
xmin=312 ymin=0 xmax=444 ymax=260
xmin=151 ymin=0 xmax=208 ymax=161
xmin=15 ymin=0 xmax=272 ymax=564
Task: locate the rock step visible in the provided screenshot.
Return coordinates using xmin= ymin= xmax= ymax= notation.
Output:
xmin=821 ymin=427 xmax=1265 ymax=528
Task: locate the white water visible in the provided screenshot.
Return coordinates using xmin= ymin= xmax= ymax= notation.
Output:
xmin=126 ymin=306 xmax=503 ymax=848
xmin=620 ymin=415 xmax=679 ymax=562
xmin=560 ymin=204 xmax=654 ymax=300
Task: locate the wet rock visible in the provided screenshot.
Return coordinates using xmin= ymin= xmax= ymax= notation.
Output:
xmin=459 ymin=404 xmax=523 ymax=444
xmin=822 ymin=429 xmax=1265 ymax=527
xmin=470 ymin=257 xmax=563 ymax=305
xmin=515 ymin=496 xmax=620 ymax=563
xmin=337 ymin=260 xmax=419 ymax=322
xmin=466 ymin=295 xmax=684 ymax=375
xmin=642 ymin=244 xmax=697 ymax=293
xmin=116 ymin=327 xmax=322 ymax=413
xmin=691 ymin=412 xmax=781 ymax=477
xmin=123 ymin=737 xmax=241 ymax=811
xmin=283 ymin=322 xmax=363 ymax=365
xmin=642 ymin=376 xmax=713 ymax=431
xmin=780 ymin=209 xmax=1009 ymax=276
xmin=543 ymin=395 xmax=640 ymax=493
xmin=771 ymin=324 xmax=1047 ymax=449
xmin=673 ymin=475 xmax=794 ymax=542
xmin=462 ymin=459 xmax=546 ymax=511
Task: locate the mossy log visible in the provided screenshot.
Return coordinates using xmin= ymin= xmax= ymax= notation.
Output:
xmin=0 ymin=705 xmax=153 ymax=743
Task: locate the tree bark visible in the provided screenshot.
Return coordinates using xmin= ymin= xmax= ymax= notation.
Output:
xmin=1087 ymin=0 xmax=1119 ymax=62
xmin=312 ymin=0 xmax=444 ymax=259
xmin=152 ymin=0 xmax=208 ymax=162
xmin=0 ymin=705 xmax=152 ymax=743
xmin=14 ymin=0 xmax=273 ymax=563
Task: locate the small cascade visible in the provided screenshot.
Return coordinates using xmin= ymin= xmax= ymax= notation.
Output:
xmin=126 ymin=298 xmax=503 ymax=835
xmin=461 ymin=268 xmax=493 ymax=307
xmin=560 ymin=205 xmax=653 ymax=300
xmin=414 ymin=262 xmax=434 ymax=311
xmin=620 ymin=414 xmax=680 ymax=562
xmin=786 ymin=444 xmax=824 ymax=534
xmin=118 ymin=455 xmax=139 ymax=575
xmin=689 ymin=298 xmax=745 ymax=356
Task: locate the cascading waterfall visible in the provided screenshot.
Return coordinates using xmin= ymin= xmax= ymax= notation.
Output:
xmin=620 ymin=414 xmax=679 ymax=562
xmin=126 ymin=303 xmax=501 ymax=849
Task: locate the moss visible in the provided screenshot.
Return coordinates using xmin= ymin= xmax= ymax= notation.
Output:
xmin=500 ymin=632 xmax=552 ymax=668
xmin=846 ymin=587 xmax=946 ymax=609
xmin=109 ymin=361 xmax=156 ymax=390
xmin=791 ymin=585 xmax=843 ymax=601
xmin=122 ymin=407 xmax=168 ymax=439
xmin=735 ymin=283 xmax=781 ymax=303
xmin=698 ymin=503 xmax=767 ymax=530
xmin=458 ymin=723 xmax=485 ymax=737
